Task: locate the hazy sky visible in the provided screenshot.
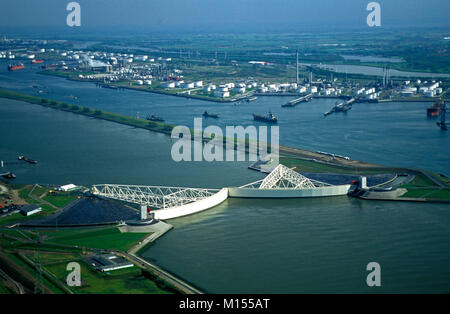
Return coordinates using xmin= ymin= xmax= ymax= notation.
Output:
xmin=0 ymin=0 xmax=449 ymax=31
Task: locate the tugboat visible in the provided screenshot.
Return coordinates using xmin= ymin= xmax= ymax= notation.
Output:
xmin=18 ymin=156 xmax=38 ymax=164
xmin=253 ymin=112 xmax=278 ymax=124
xmin=202 ymin=111 xmax=219 ymax=119
xmin=146 ymin=114 xmax=164 ymax=122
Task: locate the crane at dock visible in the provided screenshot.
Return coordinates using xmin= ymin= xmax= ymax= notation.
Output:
xmin=436 ymin=103 xmax=449 ymax=131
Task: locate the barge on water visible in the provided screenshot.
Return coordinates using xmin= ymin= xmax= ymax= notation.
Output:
xmin=282 ymin=93 xmax=313 ymax=107
xmin=18 ymin=156 xmax=38 ymax=164
xmin=253 ymin=112 xmax=278 ymax=123
xmin=8 ymin=64 xmax=25 ymax=71
xmin=324 ymin=98 xmax=355 ymax=116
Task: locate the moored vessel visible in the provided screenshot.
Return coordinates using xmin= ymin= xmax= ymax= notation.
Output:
xmin=253 ymin=112 xmax=278 ymax=123
xmin=8 ymin=64 xmax=25 ymax=71
xmin=146 ymin=114 xmax=164 ymax=122
xmin=18 ymin=156 xmax=38 ymax=164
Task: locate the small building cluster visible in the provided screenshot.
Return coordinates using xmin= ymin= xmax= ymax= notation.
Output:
xmin=89 ymin=253 xmax=134 ymax=272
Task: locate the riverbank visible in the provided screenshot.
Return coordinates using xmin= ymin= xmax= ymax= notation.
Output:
xmin=40 ymin=70 xmax=450 ymax=104
xmin=39 ymin=70 xmax=251 ymax=103
xmin=0 ymin=88 xmax=390 ymax=172
xmin=1 ymin=88 xmax=449 ymax=201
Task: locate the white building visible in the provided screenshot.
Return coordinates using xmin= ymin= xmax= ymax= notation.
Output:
xmin=259 ymin=86 xmax=268 ymax=93
xmin=214 ymin=91 xmax=230 ymax=98
xmin=20 ymin=205 xmax=42 ymax=216
xmin=60 ymin=184 xmax=79 ymax=192
xmin=401 ymin=87 xmax=417 ymax=95
xmin=424 ymin=90 xmax=436 ymax=97
xmin=182 ymin=82 xmax=195 ymax=89
xmin=162 ymin=82 xmax=175 ymax=88
xmin=218 ymin=86 xmax=229 ymax=92
xmin=419 ymin=87 xmax=429 ymax=94
xmin=135 ymin=55 xmax=148 ymax=61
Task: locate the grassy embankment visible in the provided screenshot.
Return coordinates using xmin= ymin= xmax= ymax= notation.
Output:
xmin=0 ymin=88 xmax=175 ymax=135
xmin=1 ymin=88 xmax=449 ymax=200
xmin=0 ymin=227 xmax=177 ymax=294
xmin=35 ymin=227 xmax=148 ymax=251
xmin=398 ymin=172 xmax=450 ymax=200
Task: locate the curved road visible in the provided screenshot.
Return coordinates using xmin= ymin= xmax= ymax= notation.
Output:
xmin=122 ymin=252 xmax=203 ymax=294
xmin=0 ymin=268 xmax=25 ymax=294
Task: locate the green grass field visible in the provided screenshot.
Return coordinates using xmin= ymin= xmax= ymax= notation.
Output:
xmin=403 ymin=188 xmax=450 ymax=200
xmin=42 ymin=194 xmax=77 ymax=208
xmin=0 ymin=280 xmax=12 ymax=294
xmin=25 ymin=251 xmax=81 ymax=265
xmin=38 ymin=227 xmax=148 ymax=251
xmin=0 ymin=251 xmax=65 ymax=294
xmin=18 ymin=186 xmax=40 ymax=204
xmin=45 ymin=261 xmax=171 ymax=294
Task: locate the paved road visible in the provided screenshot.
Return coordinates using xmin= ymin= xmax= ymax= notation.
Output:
xmin=0 ymin=267 xmax=25 ymax=294
xmin=121 ymin=252 xmax=203 ymax=294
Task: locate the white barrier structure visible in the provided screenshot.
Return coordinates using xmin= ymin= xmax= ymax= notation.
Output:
xmin=91 ymin=184 xmax=228 ymax=220
xmin=228 ymin=164 xmax=351 ymax=198
xmin=92 ymin=165 xmax=351 ymax=220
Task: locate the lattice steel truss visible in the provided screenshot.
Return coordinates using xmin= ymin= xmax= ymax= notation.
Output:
xmin=91 ymin=184 xmax=219 ymax=209
xmin=240 ymin=164 xmax=330 ymax=189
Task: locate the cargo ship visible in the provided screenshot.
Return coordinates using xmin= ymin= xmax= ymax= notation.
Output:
xmin=282 ymin=94 xmax=313 ymax=108
xmin=324 ymin=99 xmax=354 ymax=116
xmin=146 ymin=114 xmax=164 ymax=122
xmin=253 ymin=112 xmax=278 ymax=123
xmin=18 ymin=156 xmax=38 ymax=164
xmin=427 ymin=101 xmax=444 ymax=118
xmin=31 ymin=59 xmax=44 ymax=64
xmin=202 ymin=111 xmax=219 ymax=119
xmin=8 ymin=64 xmax=24 ymax=71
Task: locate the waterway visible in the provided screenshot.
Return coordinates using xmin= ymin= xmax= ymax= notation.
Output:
xmin=301 ymin=62 xmax=450 ymax=78
xmin=1 ymin=62 xmax=450 ymax=294
xmin=0 ymin=60 xmax=448 ymax=176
